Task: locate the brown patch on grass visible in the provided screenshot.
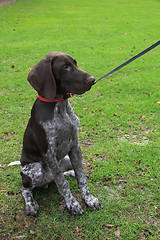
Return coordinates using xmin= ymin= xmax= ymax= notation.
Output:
xmin=0 ymin=0 xmax=18 ymax=7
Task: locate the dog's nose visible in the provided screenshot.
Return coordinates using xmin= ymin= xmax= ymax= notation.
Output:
xmin=86 ymin=76 xmax=95 ymax=84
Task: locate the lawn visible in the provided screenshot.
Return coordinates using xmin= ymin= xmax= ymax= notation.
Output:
xmin=0 ymin=0 xmax=160 ymax=239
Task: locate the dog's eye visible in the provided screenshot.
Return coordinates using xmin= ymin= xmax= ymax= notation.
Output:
xmin=63 ymin=63 xmax=71 ymax=69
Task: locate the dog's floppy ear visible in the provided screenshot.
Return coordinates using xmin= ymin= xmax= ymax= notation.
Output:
xmin=27 ymin=57 xmax=56 ymax=100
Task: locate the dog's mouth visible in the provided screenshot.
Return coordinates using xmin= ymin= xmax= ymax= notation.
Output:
xmin=70 ymin=84 xmax=93 ymax=95
xmin=62 ymin=76 xmax=95 ymax=95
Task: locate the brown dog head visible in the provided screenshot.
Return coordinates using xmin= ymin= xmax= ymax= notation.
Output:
xmin=28 ymin=52 xmax=95 ymax=100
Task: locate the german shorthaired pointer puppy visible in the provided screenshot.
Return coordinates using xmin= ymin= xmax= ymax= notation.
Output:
xmin=20 ymin=52 xmax=102 ymax=216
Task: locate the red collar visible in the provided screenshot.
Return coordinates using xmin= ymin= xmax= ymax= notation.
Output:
xmin=38 ymin=93 xmax=71 ymax=102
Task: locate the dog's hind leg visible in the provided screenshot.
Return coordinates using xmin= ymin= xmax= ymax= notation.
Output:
xmin=59 ymin=156 xmax=75 ymax=177
xmin=59 ymin=156 xmax=72 ymax=172
xmin=21 ymin=162 xmax=44 ymax=216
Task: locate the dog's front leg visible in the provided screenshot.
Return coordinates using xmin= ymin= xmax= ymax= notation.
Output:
xmin=69 ymin=145 xmax=103 ymax=211
xmin=44 ymin=154 xmax=83 ymax=215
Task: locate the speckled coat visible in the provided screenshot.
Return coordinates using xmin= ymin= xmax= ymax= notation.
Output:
xmin=20 ymin=52 xmax=102 ymax=216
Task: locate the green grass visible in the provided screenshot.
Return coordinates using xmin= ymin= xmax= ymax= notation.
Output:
xmin=0 ymin=0 xmax=160 ymax=239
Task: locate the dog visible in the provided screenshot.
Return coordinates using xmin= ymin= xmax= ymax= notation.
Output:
xmin=20 ymin=52 xmax=102 ymax=216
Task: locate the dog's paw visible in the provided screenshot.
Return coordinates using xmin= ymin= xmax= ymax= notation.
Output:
xmin=63 ymin=170 xmax=75 ymax=178
xmin=84 ymin=194 xmax=103 ymax=211
xmin=25 ymin=200 xmax=39 ymax=216
xmin=66 ymin=197 xmax=84 ymax=215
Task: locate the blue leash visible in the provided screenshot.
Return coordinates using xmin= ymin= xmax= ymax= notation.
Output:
xmin=94 ymin=40 xmax=160 ymax=84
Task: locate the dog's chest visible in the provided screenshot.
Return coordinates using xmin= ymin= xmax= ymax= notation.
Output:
xmin=41 ymin=101 xmax=79 ymax=159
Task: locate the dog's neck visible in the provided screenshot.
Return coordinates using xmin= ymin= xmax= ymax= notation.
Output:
xmin=38 ymin=93 xmax=71 ymax=103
